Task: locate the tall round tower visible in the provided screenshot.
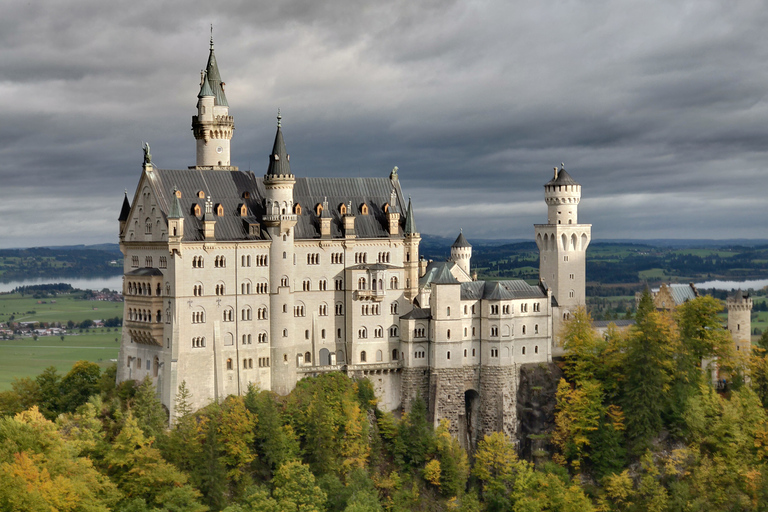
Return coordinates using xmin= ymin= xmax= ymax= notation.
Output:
xmin=192 ymin=36 xmax=235 ymax=169
xmin=534 ymin=164 xmax=591 ymax=353
xmin=263 ymin=112 xmax=298 ymax=395
xmin=727 ymin=290 xmax=752 ymax=354
xmin=450 ymin=231 xmax=472 ymax=276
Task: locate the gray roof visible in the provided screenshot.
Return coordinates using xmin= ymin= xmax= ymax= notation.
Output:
xmin=654 ymin=283 xmax=698 ymax=306
xmin=266 ymin=122 xmax=292 ymax=177
xmin=140 ymin=168 xmax=406 ymax=242
xmin=401 ymin=307 xmax=431 ymax=320
xmin=198 ymin=72 xmax=214 ymax=98
xmin=592 ymin=319 xmax=636 ymax=328
xmin=118 ymin=192 xmax=131 ymax=221
xmin=404 ymin=198 xmax=417 ymax=235
xmin=452 ymin=231 xmax=471 ymax=248
xmin=204 ymin=42 xmax=228 ymax=107
xmin=460 ymin=280 xmax=546 ymax=300
xmin=420 ymin=261 xmax=459 ymax=286
xmin=126 ymin=267 xmax=164 ymax=276
xmin=546 ymin=167 xmax=579 ymax=187
xmin=729 ymin=289 xmax=750 ymax=301
xmin=168 ymin=190 xmax=184 ymax=219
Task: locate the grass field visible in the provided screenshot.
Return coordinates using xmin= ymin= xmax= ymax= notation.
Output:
xmin=0 ymin=292 xmax=122 ymax=324
xmin=0 ymin=331 xmax=120 ymax=390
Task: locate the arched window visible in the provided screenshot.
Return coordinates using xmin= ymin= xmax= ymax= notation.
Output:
xmin=226 ymin=358 xmax=233 ymax=370
xmin=358 ymin=277 xmax=366 ymax=290
xmin=360 ymin=351 xmax=367 ymax=362
xmin=391 ymin=302 xmax=398 ymax=315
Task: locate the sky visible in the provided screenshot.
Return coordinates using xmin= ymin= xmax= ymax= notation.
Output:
xmin=2 ymin=0 xmax=768 ymax=248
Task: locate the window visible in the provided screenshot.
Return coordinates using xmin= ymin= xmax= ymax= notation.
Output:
xmin=569 ymin=290 xmax=575 ymax=298
xmin=390 ymin=326 xmax=398 ymax=337
xmin=358 ymin=327 xmax=367 ymax=339
xmin=302 ymin=279 xmax=311 ymax=291
xmin=145 ymin=256 xmax=153 ymax=267
xmin=193 ymin=256 xmax=204 ymax=268
xmin=414 ymin=350 xmax=426 ymax=359
xmin=338 ymin=328 xmax=342 ymax=338
xmin=392 ymin=349 xmax=398 ymax=360
xmin=360 ymin=351 xmax=367 ymax=362
xmin=335 ymin=279 xmax=343 ymax=290
xmin=305 ymin=330 xmax=310 ymax=339
xmin=319 ymin=304 xmax=327 ymax=316
xmin=522 ymin=325 xmax=527 ymax=335
xmin=472 ymin=348 xmax=476 ymax=356
xmin=491 ymin=305 xmax=499 ymax=315
xmin=503 ymin=305 xmax=510 ymax=314
xmin=391 ymin=302 xmax=398 ymax=315
xmin=447 ymin=351 xmax=451 ymax=360
xmin=131 ymin=256 xmax=139 ymax=268
xmin=215 ymin=256 xmax=226 ymax=268
xmin=258 ymin=333 xmax=268 ymax=343
xmin=446 ymin=329 xmax=451 ymax=339
xmin=491 ymin=326 xmax=498 ymax=337
xmin=258 ymin=307 xmax=268 ymax=320
xmin=256 ymin=282 xmax=268 ymax=294
xmin=374 ymin=327 xmax=383 ymax=338
xmin=294 ymin=305 xmax=305 ymax=317
xmin=464 ymin=327 xmax=467 ymax=336
xmin=281 ymin=277 xmax=289 ymax=287
xmin=332 ymin=253 xmax=344 ymax=264
xmin=193 ymin=284 xmax=203 ymax=296
xmin=223 ymin=308 xmax=234 ymax=322
xmin=227 ymin=358 xmax=233 ymax=370
xmin=491 ymin=348 xmax=499 ymax=357
xmin=192 ymin=337 xmax=205 ymax=348
xmin=145 ymin=219 xmax=152 ymax=234
xmin=307 ymin=253 xmax=319 ymax=265
xmin=358 ymin=277 xmax=366 ymax=290
xmin=533 ymin=302 xmax=540 ymax=312
xmin=192 ymin=311 xmax=205 ymax=323
xmin=464 ymin=349 xmax=467 ymax=357
xmin=321 ymin=329 xmax=326 ymax=339
xmin=535 ymin=345 xmax=539 ymax=354
xmin=335 ymin=303 xmax=344 ymax=316
xmin=242 ymin=282 xmax=251 ymax=294
xmin=241 ymin=307 xmax=252 ymax=321
xmin=522 ymin=346 xmax=526 ymax=355
xmin=319 ymin=279 xmax=327 ymax=291
xmin=259 ymin=357 xmax=270 ymax=367
xmin=472 ymin=327 xmax=476 ymax=336
xmin=242 ymin=334 xmax=252 ymax=345
xmin=159 ymin=256 xmax=167 ymax=268
xmin=414 ymin=327 xmax=426 ymax=338
xmin=464 ymin=305 xmax=468 ymax=315
xmin=215 ymin=284 xmax=225 ymax=295
xmin=447 ymin=307 xmax=451 ymax=316
xmin=534 ymin=324 xmax=539 ymax=334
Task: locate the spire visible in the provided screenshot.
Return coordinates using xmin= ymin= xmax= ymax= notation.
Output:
xmin=118 ymin=190 xmax=131 ymax=221
xmin=404 ymin=197 xmax=417 ymax=235
xmin=266 ymin=110 xmax=292 ymax=177
xmin=198 ymin=70 xmax=214 ymax=98
xmin=321 ymin=196 xmax=331 ymax=218
xmin=168 ymin=189 xmax=183 ymax=219
xmin=203 ymin=196 xmax=215 ymax=221
xmin=452 ymin=231 xmax=471 ymax=248
xmin=203 ymin=33 xmax=228 ymax=106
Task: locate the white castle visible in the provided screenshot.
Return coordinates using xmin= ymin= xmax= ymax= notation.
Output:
xmin=116 ymin=40 xmax=591 ymax=445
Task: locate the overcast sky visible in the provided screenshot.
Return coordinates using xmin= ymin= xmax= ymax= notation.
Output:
xmin=2 ymin=0 xmax=767 ymax=248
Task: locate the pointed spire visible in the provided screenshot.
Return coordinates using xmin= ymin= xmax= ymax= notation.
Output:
xmin=266 ymin=110 xmax=292 ymax=177
xmin=118 ymin=191 xmax=131 ymax=221
xmin=198 ymin=69 xmax=214 ymax=98
xmin=404 ymin=197 xmax=417 ymax=235
xmin=203 ymin=32 xmax=228 ymax=106
xmin=452 ymin=231 xmax=471 ymax=248
xmin=168 ymin=189 xmax=183 ymax=219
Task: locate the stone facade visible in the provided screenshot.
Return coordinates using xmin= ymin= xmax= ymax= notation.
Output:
xmin=116 ymin=42 xmax=591 ymax=446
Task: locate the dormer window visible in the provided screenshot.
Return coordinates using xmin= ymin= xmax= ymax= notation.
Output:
xmin=383 ymin=203 xmax=390 ymax=213
xmin=360 ymin=203 xmax=369 ymax=215
xmin=216 ymin=204 xmax=224 ymax=216
xmin=197 ymin=190 xmax=205 ymax=199
xmin=175 ymin=190 xmax=182 ymax=198
xmin=193 ymin=204 xmax=201 ymax=216
xmin=339 ymin=203 xmax=347 ymax=215
xmin=316 ymin=204 xmax=323 ymax=216
xmin=242 ymin=191 xmax=250 ymax=199
xmin=240 ymin=204 xmax=247 ymax=216
xmin=294 ymin=203 xmax=302 ymax=215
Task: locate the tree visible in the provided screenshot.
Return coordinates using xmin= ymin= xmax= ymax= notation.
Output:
xmin=271 ymin=461 xmax=327 ymax=512
xmin=175 ymin=380 xmax=193 ymax=419
xmin=59 ymin=360 xmax=101 ymax=414
xmin=244 ymin=385 xmax=299 ymax=479
xmin=562 ymin=307 xmax=605 ymax=384
xmin=131 ymin=376 xmax=167 ymax=439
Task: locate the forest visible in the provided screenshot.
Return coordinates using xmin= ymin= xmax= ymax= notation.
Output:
xmin=2 ymin=294 xmax=768 ymax=510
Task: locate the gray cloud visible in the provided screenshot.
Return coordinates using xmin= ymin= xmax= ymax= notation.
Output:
xmin=2 ymin=0 xmax=768 ymax=248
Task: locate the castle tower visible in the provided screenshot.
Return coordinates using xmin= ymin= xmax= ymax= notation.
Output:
xmin=534 ymin=164 xmax=591 ymax=351
xmin=727 ymin=290 xmax=752 ymax=354
xmin=263 ymin=112 xmax=298 ymax=394
xmin=191 ymin=36 xmax=235 ymax=169
xmin=403 ymin=198 xmax=421 ymax=301
xmin=118 ymin=191 xmax=131 ymax=239
xmin=450 ymin=231 xmax=472 ymax=276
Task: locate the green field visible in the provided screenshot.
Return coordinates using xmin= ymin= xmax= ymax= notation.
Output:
xmin=0 ymin=292 xmax=122 ymax=324
xmin=0 ymin=331 xmax=120 ymax=390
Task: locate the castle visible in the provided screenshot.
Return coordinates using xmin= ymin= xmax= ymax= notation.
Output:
xmin=116 ymin=39 xmax=591 ymax=446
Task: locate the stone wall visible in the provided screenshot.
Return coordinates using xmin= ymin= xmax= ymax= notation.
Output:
xmin=517 ymin=362 xmax=562 ymax=462
xmin=401 ymin=367 xmax=430 ymax=412
xmin=479 ymin=365 xmax=518 ymax=441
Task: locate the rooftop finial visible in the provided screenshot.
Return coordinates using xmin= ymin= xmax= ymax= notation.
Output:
xmin=561 ymin=162 xmax=565 ymax=169
xmin=277 ymin=108 xmax=282 ymax=128
xmin=210 ymin=24 xmax=214 ymax=49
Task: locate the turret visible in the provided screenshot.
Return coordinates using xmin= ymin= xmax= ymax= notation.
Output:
xmin=387 ymin=188 xmax=400 ymax=236
xmin=202 ymin=196 xmax=216 ymax=240
xmin=191 ymin=36 xmax=235 ymax=169
xmin=544 ymin=164 xmax=581 ymax=225
xmin=727 ymin=290 xmax=752 ymax=353
xmin=450 ymin=230 xmax=472 ymax=276
xmin=320 ymin=197 xmax=332 ymax=238
xmin=264 ymin=111 xmax=298 ymax=395
xmin=403 ymin=198 xmax=421 ymax=301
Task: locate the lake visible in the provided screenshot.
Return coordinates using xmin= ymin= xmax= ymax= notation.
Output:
xmin=695 ymin=279 xmax=768 ymax=291
xmin=0 ymin=275 xmax=124 ymax=293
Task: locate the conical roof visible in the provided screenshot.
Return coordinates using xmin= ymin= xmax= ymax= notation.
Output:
xmin=204 ymin=39 xmax=228 ymax=107
xmin=452 ymin=231 xmax=471 ymax=248
xmin=266 ymin=113 xmax=292 ymax=177
xmin=198 ymin=71 xmax=214 ymax=98
xmin=168 ymin=189 xmax=184 ymax=219
xmin=546 ymin=166 xmax=579 ymax=187
xmin=118 ymin=192 xmax=131 ymax=221
xmin=404 ymin=198 xmax=417 ymax=235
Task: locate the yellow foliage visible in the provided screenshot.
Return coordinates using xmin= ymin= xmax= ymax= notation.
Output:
xmin=424 ymin=459 xmax=441 ymax=487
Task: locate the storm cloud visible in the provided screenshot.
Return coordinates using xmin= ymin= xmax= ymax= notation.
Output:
xmin=2 ymin=0 xmax=767 ymax=247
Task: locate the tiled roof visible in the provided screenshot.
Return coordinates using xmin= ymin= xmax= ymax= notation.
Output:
xmin=452 ymin=232 xmax=471 ymax=248
xmin=401 ymin=307 xmax=431 ymax=320
xmin=420 ymin=262 xmax=460 ymax=285
xmin=460 ymin=280 xmax=546 ymax=300
xmin=143 ymin=169 xmax=406 ymax=242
